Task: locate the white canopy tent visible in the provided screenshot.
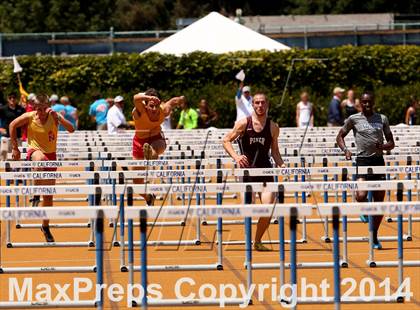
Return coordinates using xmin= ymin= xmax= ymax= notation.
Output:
xmin=142 ymin=12 xmax=290 ymax=55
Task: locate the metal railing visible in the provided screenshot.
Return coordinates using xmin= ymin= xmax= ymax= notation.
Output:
xmin=0 ymin=22 xmax=419 ymax=56
xmin=260 ymin=22 xmax=420 ymax=33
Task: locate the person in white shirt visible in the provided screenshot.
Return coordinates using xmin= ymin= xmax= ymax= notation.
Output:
xmin=161 ymin=112 xmax=172 ymax=131
xmin=295 ymin=92 xmax=314 ymax=128
xmin=234 ymin=82 xmax=253 ymax=122
xmin=107 ymin=95 xmax=127 ymax=134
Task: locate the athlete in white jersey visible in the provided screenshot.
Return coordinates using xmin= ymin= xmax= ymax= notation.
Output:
xmin=295 ymin=92 xmax=313 ymax=128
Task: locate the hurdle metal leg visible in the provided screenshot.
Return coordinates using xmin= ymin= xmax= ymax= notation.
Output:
xmin=407 ymin=157 xmax=413 ymax=239
xmin=290 ymin=207 xmax=297 ymax=310
xmin=332 ymin=207 xmax=341 ymax=310
xmin=341 ymin=168 xmax=348 ymax=267
xmin=119 ymin=174 xmax=127 ymax=270
xmin=216 ymin=163 xmax=224 ymax=270
xmin=88 ymin=163 xmax=95 ymax=245
xmin=194 ymin=166 xmax=201 ymax=245
xmin=398 ymin=213 xmax=404 ymax=285
xmin=301 ymin=172 xmax=307 ymax=242
xmin=367 ymin=218 xmax=375 ymax=266
xmin=244 ymin=184 xmax=253 ymax=306
xmin=334 ymin=162 xmax=339 ymax=202
xmin=6 ymin=179 xmax=11 ymax=247
xmin=127 ymin=188 xmax=135 ymax=287
xmin=140 ymin=210 xmax=148 ymax=310
xmin=95 ymin=209 xmax=104 ymax=310
xmin=110 ymin=165 xmax=118 ymax=246
xmin=278 ymin=186 xmax=285 ymax=287
xmin=322 ymin=158 xmax=330 ymax=242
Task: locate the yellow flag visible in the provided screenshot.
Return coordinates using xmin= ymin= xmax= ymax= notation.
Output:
xmin=18 ymin=77 xmax=29 ymax=104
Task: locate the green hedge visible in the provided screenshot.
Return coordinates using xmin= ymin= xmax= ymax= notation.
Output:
xmin=0 ymin=45 xmax=419 ymax=129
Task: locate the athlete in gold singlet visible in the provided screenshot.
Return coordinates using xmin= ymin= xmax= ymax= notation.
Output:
xmin=132 ymin=88 xmax=184 ymax=205
xmin=9 ymin=94 xmax=74 ymax=242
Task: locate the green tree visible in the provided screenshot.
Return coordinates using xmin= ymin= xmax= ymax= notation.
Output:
xmin=0 ymin=0 xmax=46 ymax=33
xmin=44 ymin=0 xmax=116 ymax=32
xmin=113 ymin=0 xmax=173 ymax=30
xmin=1 ymin=0 xmax=419 ymax=33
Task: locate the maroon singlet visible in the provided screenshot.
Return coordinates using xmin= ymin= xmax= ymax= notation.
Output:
xmin=239 ymin=116 xmax=272 ymax=168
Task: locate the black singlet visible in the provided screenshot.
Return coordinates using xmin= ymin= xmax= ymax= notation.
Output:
xmin=239 ymin=116 xmax=272 ymax=168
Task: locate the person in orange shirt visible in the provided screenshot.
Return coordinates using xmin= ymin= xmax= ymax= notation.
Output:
xmin=9 ymin=94 xmax=74 ymax=242
xmin=132 ymin=88 xmax=184 ymax=205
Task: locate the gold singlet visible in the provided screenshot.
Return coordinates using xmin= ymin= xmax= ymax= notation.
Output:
xmin=133 ymin=105 xmax=165 ymax=139
xmin=27 ymin=111 xmax=58 ymax=154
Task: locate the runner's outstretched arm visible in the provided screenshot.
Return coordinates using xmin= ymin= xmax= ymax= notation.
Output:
xmin=49 ymin=109 xmax=75 ymax=133
xmin=162 ymin=96 xmax=184 ymax=116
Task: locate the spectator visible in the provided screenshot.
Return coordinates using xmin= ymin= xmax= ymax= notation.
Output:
xmin=177 ymin=99 xmax=198 ymax=129
xmin=61 ymin=96 xmax=78 ymax=130
xmin=89 ymin=96 xmax=109 ymax=130
xmin=235 ymin=82 xmax=253 ymax=122
xmin=20 ymin=93 xmax=37 ymax=141
xmin=341 ymin=89 xmax=361 ymax=119
xmin=25 ymin=93 xmax=36 ymax=112
xmin=107 ymin=95 xmax=127 ymax=134
xmin=197 ymin=99 xmax=218 ymax=128
xmin=51 ymin=96 xmax=67 ymax=131
xmin=106 ymin=97 xmax=114 ymax=108
xmin=49 ymin=94 xmax=59 ymax=106
xmin=327 ymin=87 xmax=345 ymax=126
xmin=0 ymin=93 xmax=25 ymax=160
xmin=405 ymin=96 xmax=418 ymax=126
xmin=161 ymin=112 xmax=172 ymax=131
xmin=295 ymin=92 xmax=314 ymax=128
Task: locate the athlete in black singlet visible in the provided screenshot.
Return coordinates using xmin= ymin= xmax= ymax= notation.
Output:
xmin=238 ymin=116 xmax=273 ymax=183
xmin=223 ymin=93 xmax=285 ymax=251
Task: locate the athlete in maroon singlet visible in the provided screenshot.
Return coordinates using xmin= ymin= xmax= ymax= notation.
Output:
xmin=239 ymin=115 xmax=273 ymax=183
xmin=223 ymin=93 xmax=285 ymax=251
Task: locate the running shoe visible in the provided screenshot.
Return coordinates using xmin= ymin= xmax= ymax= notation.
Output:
xmin=143 ymin=143 xmax=153 ymax=160
xmin=41 ymin=226 xmax=55 ymax=243
xmin=359 ymin=215 xmax=369 ymax=223
xmin=254 ymin=242 xmax=271 ymax=252
xmin=30 ymin=196 xmax=41 ymax=207
xmin=145 ymin=194 xmax=156 ymax=206
xmin=373 ymin=239 xmax=382 ymax=250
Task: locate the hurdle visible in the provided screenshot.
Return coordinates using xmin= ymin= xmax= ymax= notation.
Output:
xmin=299 ymin=201 xmax=417 ymax=306
xmin=129 ymin=202 xmax=415 ymax=307
xmin=0 ymin=205 xmax=108 ymax=308
xmin=247 ymin=180 xmax=419 ymax=271
xmin=130 ymin=201 xmax=313 ymax=307
xmin=2 ymin=171 xmax=101 ymax=249
xmin=367 ymin=183 xmax=420 ymax=268
xmin=0 ymin=187 xmax=105 ymax=273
